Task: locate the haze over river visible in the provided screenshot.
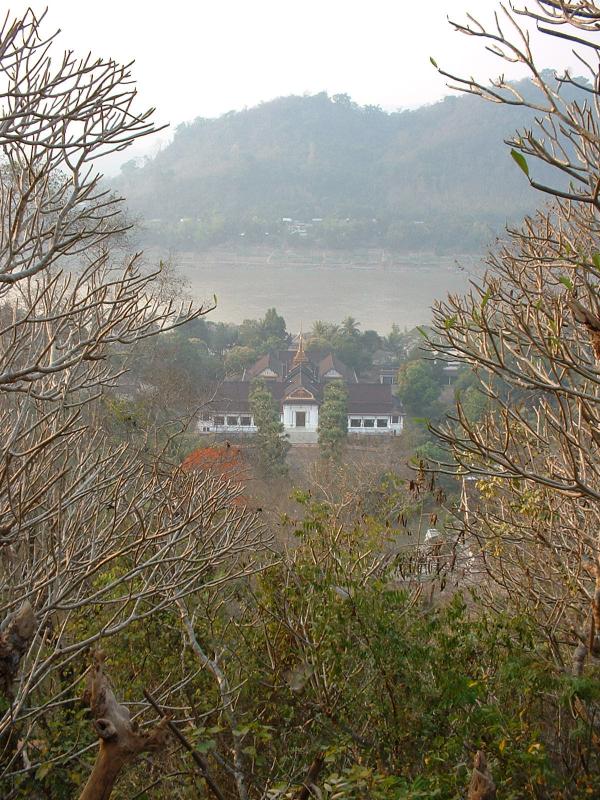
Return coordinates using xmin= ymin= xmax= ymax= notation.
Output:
xmin=162 ymin=246 xmax=485 ymax=332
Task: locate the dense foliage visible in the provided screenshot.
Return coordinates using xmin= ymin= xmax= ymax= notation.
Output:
xmin=249 ymin=379 xmax=290 ymax=476
xmin=15 ymin=493 xmax=600 ymax=799
xmin=318 ymin=380 xmax=349 ymax=459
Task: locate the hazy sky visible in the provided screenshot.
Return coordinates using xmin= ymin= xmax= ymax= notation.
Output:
xmin=7 ymin=1 xmax=582 ymax=170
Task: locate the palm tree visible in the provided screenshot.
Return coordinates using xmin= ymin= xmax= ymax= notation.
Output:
xmin=341 ymin=316 xmax=360 ymax=337
xmin=311 ymin=320 xmax=329 ymax=338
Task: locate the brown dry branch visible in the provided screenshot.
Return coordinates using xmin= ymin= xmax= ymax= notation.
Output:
xmin=435 ymin=2 xmax=600 ymax=208
xmin=295 ymin=753 xmax=324 ymax=800
xmin=430 ymin=205 xmax=600 ymax=643
xmin=424 ymin=1 xmax=600 ymax=657
xmin=143 ymin=688 xmax=226 ymax=800
xmin=78 ymin=652 xmax=169 ymax=800
xmin=179 ymin=603 xmax=250 ymax=800
xmin=0 ymin=602 xmax=35 ymax=696
xmin=0 ymin=7 xmax=266 ymax=795
xmin=573 ymin=641 xmax=588 ymax=677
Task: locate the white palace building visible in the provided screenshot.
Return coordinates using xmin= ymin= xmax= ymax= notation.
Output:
xmin=199 ymin=336 xmax=404 ymax=442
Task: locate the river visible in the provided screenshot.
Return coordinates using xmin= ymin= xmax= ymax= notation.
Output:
xmin=155 ymin=246 xmax=485 ymax=332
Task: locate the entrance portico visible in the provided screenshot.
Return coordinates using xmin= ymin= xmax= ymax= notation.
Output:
xmin=282 ymin=402 xmax=319 ymax=432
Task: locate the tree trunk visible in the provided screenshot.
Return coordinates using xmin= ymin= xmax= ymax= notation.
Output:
xmin=296 ymin=753 xmax=324 ymax=799
xmin=78 ymin=652 xmax=169 ymax=800
xmin=467 ymin=751 xmax=496 ymax=800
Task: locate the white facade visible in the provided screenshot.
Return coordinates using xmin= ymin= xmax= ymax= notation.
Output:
xmin=348 ymin=414 xmax=403 ymax=434
xmin=199 ymin=410 xmax=403 ymax=435
xmin=282 ymin=403 xmax=319 ymax=431
xmin=198 ymin=413 xmax=257 ymax=434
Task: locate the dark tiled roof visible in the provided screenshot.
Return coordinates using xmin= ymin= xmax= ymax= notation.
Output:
xmin=207 ymin=382 xmax=282 ymax=414
xmin=283 ymin=364 xmax=321 ymax=404
xmin=347 ymin=384 xmax=402 ymax=414
xmin=208 ymin=380 xmax=402 ymax=415
xmin=244 ymin=352 xmax=284 ymax=379
xmin=317 ymin=353 xmax=356 ymax=382
xmin=240 ymin=348 xmax=357 ymax=383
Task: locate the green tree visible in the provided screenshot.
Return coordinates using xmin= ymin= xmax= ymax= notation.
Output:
xmin=459 ymin=384 xmax=488 ymax=424
xmin=396 ymin=360 xmax=441 ymax=418
xmin=311 ymin=320 xmax=331 ymax=339
xmin=224 ymin=344 xmax=258 ymax=375
xmin=306 ymin=334 xmax=331 ymax=354
xmin=385 ymin=323 xmax=403 ymax=352
xmin=261 ymin=307 xmax=287 ymax=342
xmin=361 ymin=328 xmax=382 ymax=353
xmin=330 ymin=332 xmax=372 ymax=374
xmin=238 ymin=308 xmax=288 ymax=354
xmin=238 ymin=317 xmax=263 ymax=349
xmin=341 ymin=315 xmax=360 ymax=337
xmin=200 ymin=491 xmax=600 ymax=800
xmin=249 ymin=379 xmax=290 ymax=476
xmin=207 ymin=321 xmax=238 ymax=354
xmin=318 ymin=380 xmax=348 ymax=459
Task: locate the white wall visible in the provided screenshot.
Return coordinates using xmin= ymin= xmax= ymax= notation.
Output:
xmin=198 ymin=415 xmax=256 ymax=434
xmin=282 ymin=403 xmax=319 ymax=431
xmin=199 ymin=408 xmax=404 ymax=436
xmin=347 ymin=415 xmax=403 ymax=434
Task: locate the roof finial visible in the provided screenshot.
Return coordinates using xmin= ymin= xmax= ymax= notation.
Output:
xmin=293 ymin=323 xmax=308 ymax=365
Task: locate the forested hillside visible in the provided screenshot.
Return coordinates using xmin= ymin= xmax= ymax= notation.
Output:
xmin=114 ymin=76 xmax=568 ymax=251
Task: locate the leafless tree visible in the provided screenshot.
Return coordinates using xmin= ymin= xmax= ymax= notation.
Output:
xmin=436 ymin=1 xmax=600 ymax=206
xmin=0 ymin=8 xmax=266 ymax=796
xmin=427 ymin=2 xmax=600 ymax=672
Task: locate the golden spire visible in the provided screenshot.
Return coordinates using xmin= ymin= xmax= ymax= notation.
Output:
xmin=293 ymin=324 xmax=309 ymax=365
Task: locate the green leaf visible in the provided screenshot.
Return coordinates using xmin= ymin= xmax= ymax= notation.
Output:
xmin=592 ymin=253 xmax=600 ymax=269
xmin=36 ymin=763 xmax=52 ymax=780
xmin=430 ymin=56 xmax=438 ymax=68
xmin=195 ymin=739 xmax=216 ymax=753
xmin=480 ymin=290 xmax=491 ymax=310
xmin=559 ymin=276 xmax=574 ymax=291
xmin=510 ymin=149 xmax=530 ymax=177
xmin=205 ymin=724 xmax=225 ymax=734
xmin=68 ymin=770 xmax=84 ymax=785
xmin=444 ymin=315 xmax=457 ymax=329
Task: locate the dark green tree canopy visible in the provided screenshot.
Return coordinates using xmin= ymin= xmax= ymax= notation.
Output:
xmin=318 ymin=380 xmax=349 ymax=459
xmin=238 ymin=308 xmax=289 ymax=354
xmin=396 ymin=360 xmax=441 ymax=419
xmin=249 ymin=379 xmax=290 ymax=476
